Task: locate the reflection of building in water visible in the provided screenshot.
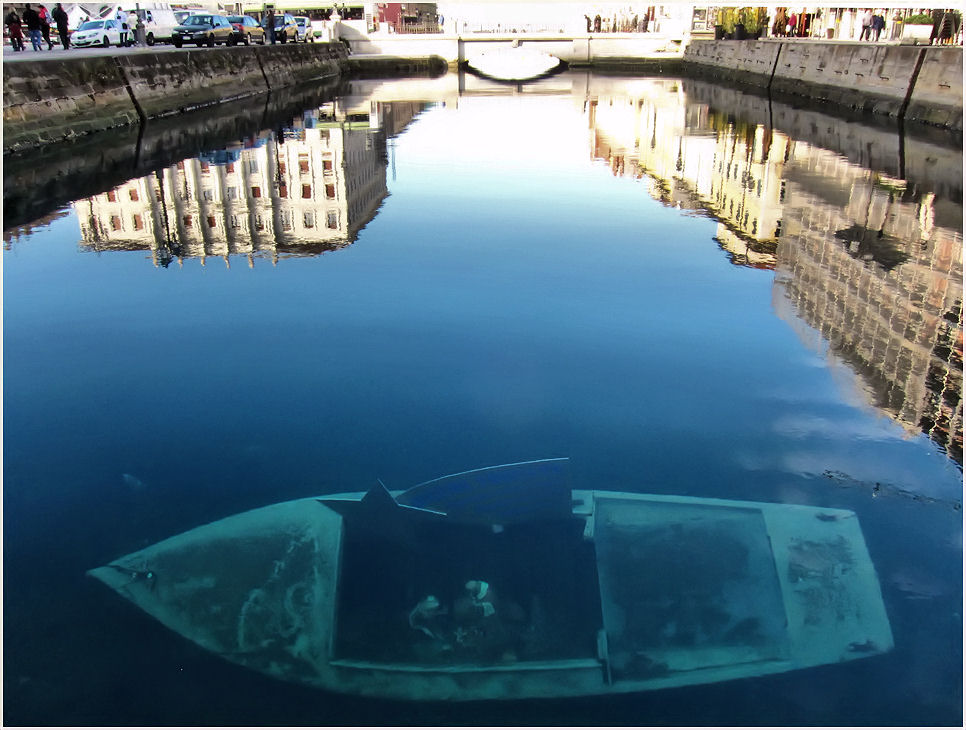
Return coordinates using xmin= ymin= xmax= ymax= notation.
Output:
xmin=588 ymin=79 xmax=786 ymax=269
xmin=587 ymin=82 xmax=962 ymax=464
xmin=76 ymin=101 xmax=422 ymax=267
xmin=773 ymin=145 xmax=963 ymax=465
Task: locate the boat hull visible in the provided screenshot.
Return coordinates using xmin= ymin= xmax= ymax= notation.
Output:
xmin=90 ymin=487 xmax=893 ymax=701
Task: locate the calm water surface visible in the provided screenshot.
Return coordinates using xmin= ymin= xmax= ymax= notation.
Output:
xmin=3 ymin=72 xmax=962 ymax=725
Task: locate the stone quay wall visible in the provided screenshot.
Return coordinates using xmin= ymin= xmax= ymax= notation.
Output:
xmin=683 ymin=40 xmax=962 ymax=131
xmin=2 ymin=44 xmax=446 ymax=154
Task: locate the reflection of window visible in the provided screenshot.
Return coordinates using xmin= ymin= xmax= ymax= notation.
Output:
xmin=129 ymin=188 xmax=139 ymax=201
xmin=110 ymin=215 xmax=122 ymax=231
xmin=183 ymin=215 xmax=192 ymax=227
xmin=230 ymin=215 xmax=240 ymax=228
xmin=302 ymin=184 xmax=312 ymax=199
xmin=327 ymin=211 xmax=338 ymax=229
xmin=107 ymin=190 xmax=117 ymax=202
xmin=303 ymin=211 xmax=314 ymax=228
xmin=278 ymin=161 xmax=286 ymax=175
xmin=279 ymin=184 xmax=288 ymax=198
xmin=226 ymin=162 xmax=235 ymax=173
xmin=255 ymin=216 xmax=264 ymax=231
xmin=207 ymin=215 xmax=216 ymax=228
xmin=226 ymin=187 xmax=237 ymax=200
xmin=132 ymin=214 xmax=143 ymax=230
xmin=299 ymin=156 xmax=310 ymax=173
xmin=248 ymin=160 xmax=259 ymax=173
xmin=177 ymin=161 xmax=185 ymax=170
xmin=281 ymin=211 xmax=292 ymax=231
xmin=322 ymin=158 xmax=333 ymax=171
xmin=201 ymin=162 xmax=210 ymax=174
xmin=155 ymin=190 xmax=162 ymax=201
xmin=325 ymin=183 xmax=336 ymax=199
xmin=252 ymin=186 xmax=261 ymax=198
xmin=203 ymin=189 xmax=214 ymax=201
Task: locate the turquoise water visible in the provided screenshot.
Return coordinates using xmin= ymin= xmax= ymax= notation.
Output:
xmin=3 ymin=72 xmax=962 ymax=725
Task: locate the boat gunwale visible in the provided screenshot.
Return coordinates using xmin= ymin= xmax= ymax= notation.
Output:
xmin=329 ymin=657 xmax=603 ymax=674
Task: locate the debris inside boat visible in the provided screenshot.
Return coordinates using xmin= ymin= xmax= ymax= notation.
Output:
xmin=89 ymin=459 xmax=893 ymax=701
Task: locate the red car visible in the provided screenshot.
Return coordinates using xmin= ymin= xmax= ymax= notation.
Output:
xmin=226 ymin=14 xmax=265 ymax=45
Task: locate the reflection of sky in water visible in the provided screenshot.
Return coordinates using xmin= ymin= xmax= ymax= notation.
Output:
xmin=2 ymin=74 xmax=962 ymax=726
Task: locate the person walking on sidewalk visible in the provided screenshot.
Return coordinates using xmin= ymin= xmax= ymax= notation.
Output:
xmin=51 ymin=2 xmax=69 ymax=48
xmin=264 ymin=7 xmax=276 ymax=43
xmin=860 ymin=9 xmax=873 ymax=41
xmin=5 ymin=8 xmax=25 ymax=50
xmin=22 ymin=4 xmax=43 ymax=50
xmin=38 ymin=4 xmax=53 ymax=49
xmin=871 ymin=13 xmax=885 ymax=41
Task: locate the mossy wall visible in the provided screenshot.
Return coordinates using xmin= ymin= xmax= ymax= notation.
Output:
xmin=2 ymin=43 xmax=446 ymax=153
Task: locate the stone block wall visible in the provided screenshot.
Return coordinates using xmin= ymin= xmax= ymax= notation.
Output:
xmin=119 ymin=49 xmax=269 ymax=118
xmin=3 ymin=42 xmax=351 ymax=153
xmin=683 ymin=40 xmax=962 ymax=131
xmin=681 ymin=40 xmax=779 ymax=86
xmin=905 ymin=47 xmax=963 ymax=129
xmin=769 ymin=43 xmax=920 ymax=117
xmin=3 ymin=56 xmax=139 ymax=150
xmin=258 ymin=42 xmax=346 ymax=87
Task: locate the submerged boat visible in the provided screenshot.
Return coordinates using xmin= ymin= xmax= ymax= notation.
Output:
xmin=464 ymin=42 xmax=563 ymax=81
xmin=89 ymin=459 xmax=893 ymax=702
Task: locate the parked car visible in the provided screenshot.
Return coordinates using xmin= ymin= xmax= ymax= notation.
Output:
xmin=71 ymin=18 xmax=124 ymax=47
xmin=173 ymin=7 xmax=207 ymax=24
xmin=171 ymin=13 xmax=235 ymax=47
xmin=122 ymin=2 xmax=179 ymax=46
xmin=227 ymin=14 xmax=265 ymax=45
xmin=271 ymin=12 xmax=298 ymax=43
xmin=293 ymin=15 xmax=312 ymax=42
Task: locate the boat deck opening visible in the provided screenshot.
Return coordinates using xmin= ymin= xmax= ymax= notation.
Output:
xmin=333 ymin=516 xmax=603 ymax=666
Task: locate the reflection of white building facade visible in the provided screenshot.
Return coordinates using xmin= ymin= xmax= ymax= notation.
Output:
xmin=585 ymin=79 xmax=962 ymax=463
xmin=76 ymin=102 xmax=415 ymax=267
xmin=774 ymin=146 xmax=963 ymax=464
xmin=588 ymin=79 xmax=786 ymax=268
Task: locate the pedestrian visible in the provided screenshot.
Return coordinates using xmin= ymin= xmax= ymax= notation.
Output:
xmin=37 ymin=4 xmax=53 ymax=48
xmin=772 ymin=7 xmax=787 ymax=36
xmin=5 ymin=7 xmax=25 ymax=50
xmin=860 ymin=9 xmax=873 ymax=41
xmin=871 ymin=13 xmax=885 ymax=41
xmin=115 ymin=8 xmax=129 ymax=45
xmin=21 ymin=4 xmax=43 ymax=50
xmin=265 ymin=6 xmax=275 ymax=43
xmin=127 ymin=9 xmax=139 ymax=45
xmin=788 ymin=11 xmax=798 ymax=37
xmin=51 ymin=1 xmax=68 ymax=48
xmin=593 ymin=14 xmax=600 ymax=32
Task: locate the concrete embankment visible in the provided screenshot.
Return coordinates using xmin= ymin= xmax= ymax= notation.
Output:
xmin=2 ymin=44 xmax=446 ymax=154
xmin=683 ymin=40 xmax=962 ymax=132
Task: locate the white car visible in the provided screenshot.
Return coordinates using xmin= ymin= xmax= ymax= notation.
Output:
xmin=71 ymin=18 xmax=124 ymax=47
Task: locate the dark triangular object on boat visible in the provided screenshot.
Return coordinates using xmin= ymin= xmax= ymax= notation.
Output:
xmin=397 ymin=458 xmax=572 ymax=526
xmin=318 ymin=481 xmax=447 ymax=539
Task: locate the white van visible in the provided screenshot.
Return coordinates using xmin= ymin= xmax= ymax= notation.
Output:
xmin=121 ymin=2 xmax=179 ymax=45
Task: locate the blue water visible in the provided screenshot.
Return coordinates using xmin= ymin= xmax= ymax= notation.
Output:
xmin=4 ymin=74 xmax=962 ymax=725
